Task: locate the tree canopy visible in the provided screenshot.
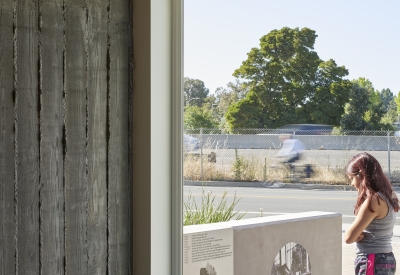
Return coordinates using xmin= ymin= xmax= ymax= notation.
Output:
xmin=340 ymin=83 xmax=369 ymax=130
xmin=183 ymin=104 xmax=218 ymax=130
xmin=213 ymin=79 xmax=249 ymax=130
xmin=395 ymin=92 xmax=400 ymax=122
xmin=380 ymin=88 xmax=393 ymax=112
xmin=396 ymin=92 xmax=400 ymax=107
xmin=340 ymin=79 xmax=395 ymax=131
xmin=225 ymin=27 xmax=351 ymax=131
xmin=184 ymin=77 xmax=209 ymax=107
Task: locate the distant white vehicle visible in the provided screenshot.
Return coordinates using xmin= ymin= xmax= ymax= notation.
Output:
xmin=183 ymin=134 xmax=199 ymax=151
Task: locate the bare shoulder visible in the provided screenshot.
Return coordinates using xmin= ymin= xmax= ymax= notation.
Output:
xmin=359 ymin=195 xmax=386 ymax=213
xmin=371 ymin=194 xmax=389 ymax=219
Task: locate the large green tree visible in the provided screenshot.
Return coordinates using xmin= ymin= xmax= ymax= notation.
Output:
xmin=395 ymin=92 xmax=400 ymax=122
xmin=224 ymin=91 xmax=264 ymax=129
xmin=381 ymin=98 xmax=398 ymax=125
xmin=225 ymin=27 xmax=351 ymax=131
xmin=365 ymin=90 xmax=386 ymax=129
xmin=352 ymin=78 xmax=386 ymax=128
xmin=340 ymin=83 xmax=369 ymax=130
xmin=184 ymin=104 xmax=218 ymax=130
xmin=379 ymin=88 xmax=398 ymax=125
xmin=380 ymin=88 xmax=394 ymax=112
xmin=353 ymin=77 xmax=374 ymax=94
xmin=213 ymin=79 xmax=249 ymax=130
xmin=302 ymin=59 xmax=351 ymax=125
xmin=184 ymin=77 xmax=209 ymax=107
xmin=341 ymin=79 xmax=394 ymax=130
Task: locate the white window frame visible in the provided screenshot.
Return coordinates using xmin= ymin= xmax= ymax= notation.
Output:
xmin=132 ymin=0 xmax=183 ymax=274
xmin=171 ymin=0 xmax=184 ymax=274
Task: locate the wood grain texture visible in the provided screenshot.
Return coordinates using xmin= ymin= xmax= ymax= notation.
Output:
xmin=0 ymin=0 xmax=16 ymax=273
xmin=0 ymin=0 xmax=133 ymax=273
xmin=15 ymin=0 xmax=40 ymax=273
xmin=64 ymin=0 xmax=88 ymax=273
xmin=108 ymin=0 xmax=131 ymax=272
xmin=87 ymin=0 xmax=108 ymax=273
xmin=40 ymin=0 xmax=65 ymax=273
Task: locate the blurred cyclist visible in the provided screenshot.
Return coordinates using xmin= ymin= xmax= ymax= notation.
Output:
xmin=275 ymin=134 xmax=305 ymax=177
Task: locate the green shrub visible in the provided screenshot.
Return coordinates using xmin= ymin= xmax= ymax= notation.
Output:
xmin=183 ymin=187 xmax=246 ymax=226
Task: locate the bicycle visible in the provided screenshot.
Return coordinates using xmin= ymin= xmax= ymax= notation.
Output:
xmin=260 ymin=159 xmax=314 ymax=187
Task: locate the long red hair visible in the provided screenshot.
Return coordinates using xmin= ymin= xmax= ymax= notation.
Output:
xmin=346 ymin=152 xmax=400 ymax=215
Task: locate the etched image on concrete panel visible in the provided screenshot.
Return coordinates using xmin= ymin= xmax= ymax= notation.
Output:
xmin=200 ymin=262 xmax=217 ymax=275
xmin=270 ymin=242 xmax=311 ymax=275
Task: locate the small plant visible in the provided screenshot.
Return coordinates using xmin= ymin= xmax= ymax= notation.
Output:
xmin=233 ymin=149 xmax=243 ymax=180
xmin=184 ymin=187 xmax=246 ymax=226
xmin=232 ymin=150 xmax=259 ymax=181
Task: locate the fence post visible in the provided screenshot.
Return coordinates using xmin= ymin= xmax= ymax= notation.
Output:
xmin=200 ymin=127 xmax=203 ymax=180
xmin=387 ymin=131 xmax=391 ymax=182
xmin=263 ymin=157 xmax=266 ymax=182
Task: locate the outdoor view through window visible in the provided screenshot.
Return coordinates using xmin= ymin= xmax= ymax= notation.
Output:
xmin=182 ymin=1 xmax=400 ymax=274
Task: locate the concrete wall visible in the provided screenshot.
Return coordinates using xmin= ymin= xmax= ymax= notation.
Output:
xmin=0 ymin=0 xmax=132 ymax=273
xmin=183 ymin=212 xmax=342 ymax=275
xmin=195 ymin=134 xmax=400 ymax=151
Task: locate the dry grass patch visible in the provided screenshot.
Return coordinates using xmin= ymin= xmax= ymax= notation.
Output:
xmin=304 ymin=166 xmax=347 ymax=185
xmin=184 ymin=155 xmax=352 ymax=185
xmin=183 ymin=157 xmax=228 ymax=181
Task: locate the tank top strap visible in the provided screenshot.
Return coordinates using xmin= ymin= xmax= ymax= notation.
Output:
xmin=377 ymin=192 xmax=392 ymax=208
xmin=376 ymin=192 xmax=394 ymax=219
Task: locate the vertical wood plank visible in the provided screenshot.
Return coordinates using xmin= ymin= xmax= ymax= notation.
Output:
xmin=40 ymin=0 xmax=65 ymax=273
xmin=15 ymin=0 xmax=40 ymax=273
xmin=86 ymin=0 xmax=108 ymax=273
xmin=0 ymin=0 xmax=16 ymax=273
xmin=1 ymin=0 xmax=133 ymax=273
xmin=108 ymin=0 xmax=131 ymax=272
xmin=64 ymin=0 xmax=88 ymax=273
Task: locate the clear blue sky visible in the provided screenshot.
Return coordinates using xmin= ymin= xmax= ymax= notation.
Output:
xmin=184 ymin=1 xmax=400 ymax=95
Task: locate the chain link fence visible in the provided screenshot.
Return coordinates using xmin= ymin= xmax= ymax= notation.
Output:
xmin=183 ymin=128 xmax=400 ymax=185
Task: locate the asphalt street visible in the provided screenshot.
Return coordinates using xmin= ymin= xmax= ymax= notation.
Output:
xmin=183 ymin=185 xmax=400 ymax=226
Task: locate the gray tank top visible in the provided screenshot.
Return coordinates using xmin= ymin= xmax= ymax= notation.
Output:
xmin=356 ymin=192 xmax=396 ymax=255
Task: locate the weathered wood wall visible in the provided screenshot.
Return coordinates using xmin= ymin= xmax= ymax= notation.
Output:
xmin=0 ymin=0 xmax=132 ymax=273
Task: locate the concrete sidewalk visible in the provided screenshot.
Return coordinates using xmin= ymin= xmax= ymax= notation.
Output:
xmin=342 ymin=242 xmax=400 ymax=274
xmin=342 ymin=223 xmax=400 ymax=274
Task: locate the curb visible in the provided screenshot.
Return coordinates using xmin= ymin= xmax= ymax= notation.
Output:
xmin=184 ymin=181 xmax=400 ymax=192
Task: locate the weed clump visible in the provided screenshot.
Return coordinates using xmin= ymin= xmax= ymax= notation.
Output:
xmin=184 ymin=187 xmax=246 ymax=225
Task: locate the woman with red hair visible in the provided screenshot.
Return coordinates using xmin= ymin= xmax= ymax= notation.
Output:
xmin=344 ymin=152 xmax=399 ymax=275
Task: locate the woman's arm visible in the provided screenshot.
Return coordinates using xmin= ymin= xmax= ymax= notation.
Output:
xmin=344 ymin=196 xmax=381 ymax=244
